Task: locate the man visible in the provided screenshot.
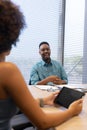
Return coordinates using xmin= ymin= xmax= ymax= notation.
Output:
xmin=30 ymin=41 xmax=68 ymax=85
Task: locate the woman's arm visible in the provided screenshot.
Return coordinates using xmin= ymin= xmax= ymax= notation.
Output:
xmin=1 ymin=62 xmax=83 ymax=130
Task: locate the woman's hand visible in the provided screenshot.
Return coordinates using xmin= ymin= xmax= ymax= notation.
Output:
xmin=68 ymin=98 xmax=83 ymax=116
xmin=43 ymin=91 xmax=59 ymax=106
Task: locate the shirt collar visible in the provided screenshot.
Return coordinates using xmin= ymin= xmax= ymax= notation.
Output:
xmin=41 ymin=59 xmax=52 ymax=66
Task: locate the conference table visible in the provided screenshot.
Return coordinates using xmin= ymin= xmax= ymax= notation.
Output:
xmin=28 ymin=84 xmax=87 ymax=130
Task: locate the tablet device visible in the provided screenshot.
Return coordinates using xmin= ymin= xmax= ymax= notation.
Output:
xmin=54 ymin=87 xmax=85 ymax=108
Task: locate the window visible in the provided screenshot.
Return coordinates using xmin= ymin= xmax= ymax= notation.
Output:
xmin=64 ymin=0 xmax=85 ymax=83
xmin=7 ymin=0 xmax=64 ymax=83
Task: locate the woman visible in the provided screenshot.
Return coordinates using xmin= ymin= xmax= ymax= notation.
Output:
xmin=0 ymin=0 xmax=83 ymax=130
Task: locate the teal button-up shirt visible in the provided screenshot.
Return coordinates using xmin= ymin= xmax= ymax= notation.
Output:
xmin=30 ymin=59 xmax=68 ymax=85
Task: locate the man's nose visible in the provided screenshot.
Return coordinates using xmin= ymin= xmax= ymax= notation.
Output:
xmin=44 ymin=49 xmax=48 ymax=52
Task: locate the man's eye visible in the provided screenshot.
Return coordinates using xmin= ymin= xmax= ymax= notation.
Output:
xmin=41 ymin=49 xmax=44 ymax=51
xmin=42 ymin=49 xmax=49 ymax=51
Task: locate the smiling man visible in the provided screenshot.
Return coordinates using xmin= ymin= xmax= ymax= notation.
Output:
xmin=30 ymin=41 xmax=68 ymax=85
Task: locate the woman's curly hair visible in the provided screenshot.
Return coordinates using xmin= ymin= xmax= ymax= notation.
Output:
xmin=0 ymin=0 xmax=26 ymax=53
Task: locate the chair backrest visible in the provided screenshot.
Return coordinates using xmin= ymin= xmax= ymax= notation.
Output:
xmin=11 ymin=113 xmax=34 ymax=130
xmin=29 ymin=79 xmax=31 ymax=85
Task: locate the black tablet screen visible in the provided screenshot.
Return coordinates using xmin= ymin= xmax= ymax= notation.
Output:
xmin=54 ymin=87 xmax=85 ymax=108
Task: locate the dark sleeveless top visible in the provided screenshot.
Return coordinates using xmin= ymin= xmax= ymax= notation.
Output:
xmin=0 ymin=97 xmax=18 ymax=130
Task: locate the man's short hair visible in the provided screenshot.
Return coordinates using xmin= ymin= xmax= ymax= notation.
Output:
xmin=39 ymin=41 xmax=50 ymax=48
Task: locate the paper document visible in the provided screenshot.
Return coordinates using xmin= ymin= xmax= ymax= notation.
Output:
xmin=34 ymin=84 xmax=87 ymax=93
xmin=34 ymin=85 xmax=61 ymax=91
xmin=35 ymin=85 xmax=63 ymax=92
xmin=35 ymin=85 xmax=53 ymax=90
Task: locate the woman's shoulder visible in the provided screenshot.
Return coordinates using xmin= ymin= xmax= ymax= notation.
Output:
xmin=0 ymin=62 xmax=18 ymax=69
xmin=0 ymin=62 xmax=19 ymax=76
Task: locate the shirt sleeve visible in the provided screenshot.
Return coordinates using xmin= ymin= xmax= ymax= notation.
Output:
xmin=30 ymin=66 xmax=40 ymax=85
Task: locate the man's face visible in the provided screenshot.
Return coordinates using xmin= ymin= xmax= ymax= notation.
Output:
xmin=39 ymin=44 xmax=51 ymax=61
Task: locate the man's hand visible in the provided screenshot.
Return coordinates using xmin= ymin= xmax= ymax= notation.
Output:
xmin=53 ymin=79 xmax=66 ymax=85
xmin=47 ymin=75 xmax=66 ymax=85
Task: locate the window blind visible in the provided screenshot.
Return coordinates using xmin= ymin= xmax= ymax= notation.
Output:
xmin=64 ymin=0 xmax=85 ymax=83
xmin=7 ymin=0 xmax=64 ymax=83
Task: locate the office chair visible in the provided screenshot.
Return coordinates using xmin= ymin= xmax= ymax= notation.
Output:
xmin=11 ymin=111 xmax=34 ymax=130
xmin=11 ymin=80 xmax=35 ymax=130
xmin=29 ymin=79 xmax=31 ymax=85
